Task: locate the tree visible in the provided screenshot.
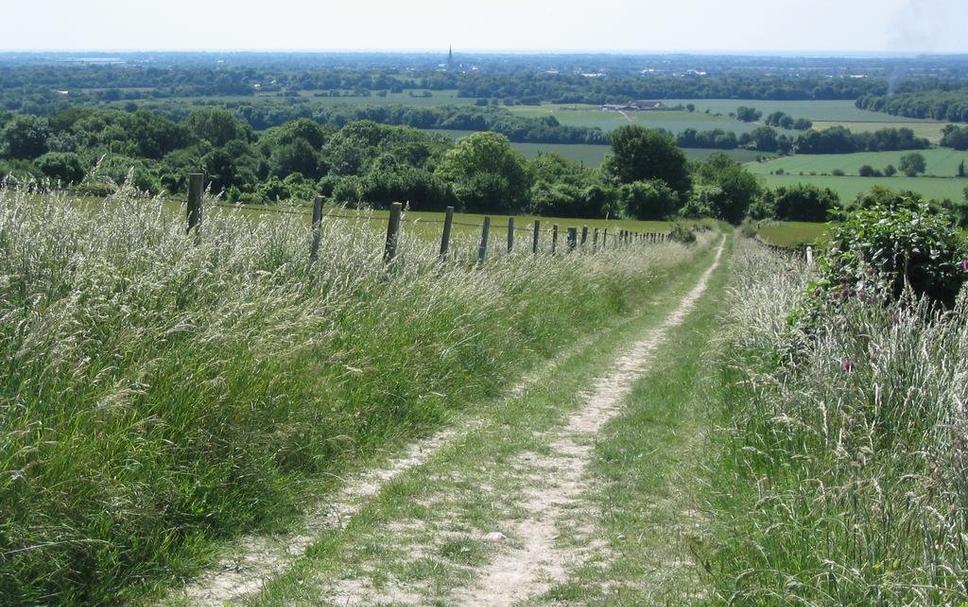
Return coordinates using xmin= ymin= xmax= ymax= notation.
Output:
xmin=884 ymin=164 xmax=897 ymax=177
xmin=747 ymin=126 xmax=779 ymax=152
xmin=692 ymin=153 xmax=760 ymax=223
xmin=603 ymin=126 xmax=690 ymax=196
xmin=269 ymin=137 xmax=322 ymax=179
xmin=899 ymin=152 xmax=927 ymax=177
xmin=36 ymin=152 xmax=86 ymax=184
xmin=859 ymin=164 xmax=877 ymax=177
xmin=736 ymin=106 xmax=762 ymax=122
xmin=621 ymin=179 xmax=680 ymax=220
xmin=186 ymin=108 xmax=253 ymax=147
xmin=2 ymin=115 xmax=50 ymax=159
xmin=433 ymin=131 xmax=531 ymax=213
xmin=764 ymin=183 xmax=840 ymax=221
xmin=958 ymin=160 xmax=966 ymax=178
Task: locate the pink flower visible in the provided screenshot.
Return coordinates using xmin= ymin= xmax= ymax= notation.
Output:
xmin=961 ymin=259 xmax=968 ymax=273
xmin=841 ymin=358 xmax=855 ymax=373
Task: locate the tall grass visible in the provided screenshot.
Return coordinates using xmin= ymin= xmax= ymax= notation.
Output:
xmin=0 ymin=182 xmax=710 ymax=606
xmin=703 ymin=240 xmax=968 ymax=606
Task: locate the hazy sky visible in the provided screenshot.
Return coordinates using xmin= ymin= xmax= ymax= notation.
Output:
xmin=1 ymin=0 xmax=966 ymax=53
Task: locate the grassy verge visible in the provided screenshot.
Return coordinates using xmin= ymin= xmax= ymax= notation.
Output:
xmin=0 ymin=184 xmax=716 ymax=606
xmin=697 ymin=240 xmax=968 ymax=606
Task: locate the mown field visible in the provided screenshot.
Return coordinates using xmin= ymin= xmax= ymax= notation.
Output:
xmin=507 ymin=103 xmax=776 ymax=135
xmin=755 ymin=220 xmax=830 ymax=247
xmin=755 ymin=173 xmax=968 ymax=203
xmin=748 ymin=148 xmax=968 ymax=178
xmin=663 ymin=98 xmax=949 ymax=142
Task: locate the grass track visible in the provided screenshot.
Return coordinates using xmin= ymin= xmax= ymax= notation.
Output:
xmin=157 ymin=233 xmax=727 ymax=607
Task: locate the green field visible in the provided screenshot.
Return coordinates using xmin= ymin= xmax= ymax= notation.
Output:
xmin=663 ymin=98 xmax=949 ymax=142
xmin=508 ymin=103 xmax=776 ymax=135
xmin=756 ymin=173 xmax=968 ymax=202
xmin=748 ymin=148 xmax=968 ymax=177
xmin=424 ymin=129 xmax=763 ymax=166
xmin=755 ymin=220 xmax=830 ymax=247
xmin=210 ymin=202 xmax=700 ymax=244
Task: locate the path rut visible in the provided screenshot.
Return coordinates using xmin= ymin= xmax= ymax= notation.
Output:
xmin=453 ymin=237 xmax=724 ymax=606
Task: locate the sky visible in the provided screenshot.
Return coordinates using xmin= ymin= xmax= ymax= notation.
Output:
xmin=1 ymin=0 xmax=966 ymax=54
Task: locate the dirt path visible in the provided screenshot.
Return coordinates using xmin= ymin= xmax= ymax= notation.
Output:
xmin=163 ymin=237 xmax=725 ymax=607
xmin=163 ymin=278 xmax=667 ymax=607
xmin=452 ymin=238 xmax=724 ymax=606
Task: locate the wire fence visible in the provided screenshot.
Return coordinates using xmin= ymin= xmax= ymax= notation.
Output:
xmin=185 ymin=175 xmax=671 ymax=263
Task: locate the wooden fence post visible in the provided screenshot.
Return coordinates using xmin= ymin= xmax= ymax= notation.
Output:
xmin=592 ymin=228 xmax=599 ymax=252
xmin=552 ymin=224 xmax=558 ymax=254
xmin=439 ymin=206 xmax=454 ymax=260
xmin=478 ymin=216 xmax=491 ymax=263
xmin=384 ymin=202 xmax=402 ymax=265
xmin=567 ymin=227 xmax=577 ymax=251
xmin=187 ymin=173 xmax=204 ymax=239
xmin=309 ymin=195 xmax=324 ymax=262
xmin=580 ymin=225 xmax=589 ymax=247
xmin=532 ymin=220 xmax=540 ymax=254
xmin=602 ymin=228 xmax=607 ymax=249
xmin=507 ymin=216 xmax=514 ymax=253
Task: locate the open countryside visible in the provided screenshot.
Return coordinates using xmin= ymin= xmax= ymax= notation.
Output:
xmin=3 ymin=7 xmax=968 ymax=607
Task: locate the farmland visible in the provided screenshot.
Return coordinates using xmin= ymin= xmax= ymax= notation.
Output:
xmin=202 ymin=201 xmax=698 ymax=242
xmin=754 ymin=220 xmax=830 ymax=247
xmin=425 ymin=129 xmax=763 ymax=166
xmin=748 ymin=147 xmax=968 ymax=177
xmin=663 ymin=98 xmax=949 ymax=141
xmin=508 ymin=103 xmax=776 ymax=135
xmin=4 ymin=49 xmax=968 ymax=607
xmin=755 ymin=173 xmax=968 ymax=202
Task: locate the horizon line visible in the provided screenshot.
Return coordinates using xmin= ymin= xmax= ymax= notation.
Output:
xmin=1 ymin=48 xmax=967 ymax=57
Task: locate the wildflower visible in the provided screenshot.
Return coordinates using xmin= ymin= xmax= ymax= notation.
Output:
xmin=841 ymin=357 xmax=855 ymax=373
xmin=961 ymin=258 xmax=968 ymax=273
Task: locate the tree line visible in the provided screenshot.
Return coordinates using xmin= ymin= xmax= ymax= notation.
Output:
xmin=855 ymin=89 xmax=968 ymax=123
xmin=3 ymin=107 xmax=963 ymax=228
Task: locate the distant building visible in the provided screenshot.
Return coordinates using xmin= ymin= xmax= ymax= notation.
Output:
xmin=600 ymin=100 xmax=667 ymax=112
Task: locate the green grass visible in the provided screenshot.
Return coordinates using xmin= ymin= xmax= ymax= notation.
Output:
xmin=0 ymin=185 xmax=704 ymax=606
xmin=508 ymin=103 xmax=770 ymax=135
xmin=698 ymin=240 xmax=968 ymax=606
xmin=756 ymin=173 xmax=968 ymax=203
xmin=185 ymin=233 xmax=725 ymax=607
xmin=755 ymin=220 xmax=830 ymax=247
xmin=200 ymin=201 xmax=702 ymax=243
xmin=663 ymin=98 xmax=947 ymax=141
xmin=749 ymin=148 xmax=968 ymax=178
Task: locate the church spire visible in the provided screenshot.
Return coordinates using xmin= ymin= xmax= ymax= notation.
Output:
xmin=448 ymin=45 xmax=454 ymax=68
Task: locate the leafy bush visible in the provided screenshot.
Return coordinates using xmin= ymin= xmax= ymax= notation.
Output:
xmin=814 ymin=197 xmax=968 ymax=307
xmin=668 ymin=222 xmax=697 ymax=244
xmin=620 ymin=179 xmax=679 ymax=220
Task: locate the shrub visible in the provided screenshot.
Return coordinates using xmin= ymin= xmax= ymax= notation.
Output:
xmin=620 ymin=179 xmax=679 ymax=220
xmin=813 ymin=197 xmax=968 ymax=307
xmin=668 ymin=222 xmax=697 ymax=244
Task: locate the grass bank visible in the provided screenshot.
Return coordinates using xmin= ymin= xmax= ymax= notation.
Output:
xmin=0 ymin=184 xmax=713 ymax=606
xmin=698 ymin=239 xmax=968 ymax=605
